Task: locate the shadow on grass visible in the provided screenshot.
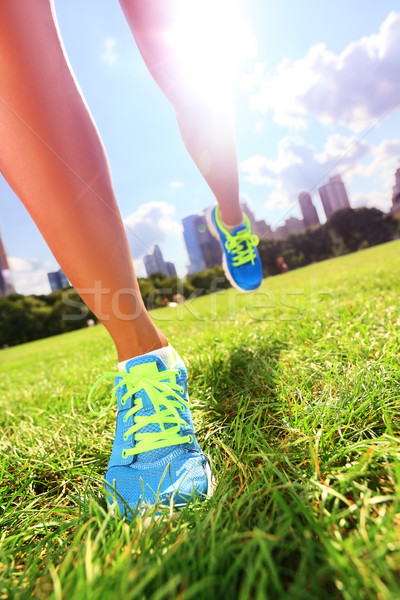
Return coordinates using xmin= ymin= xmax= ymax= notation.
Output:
xmin=190 ymin=337 xmax=286 ymax=435
xmin=186 ymin=341 xmax=345 ymax=598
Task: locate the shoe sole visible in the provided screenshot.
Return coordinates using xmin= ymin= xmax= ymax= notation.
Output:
xmin=205 ymin=206 xmax=262 ymax=293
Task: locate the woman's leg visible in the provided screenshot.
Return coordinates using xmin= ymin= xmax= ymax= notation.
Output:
xmin=0 ymin=0 xmax=167 ymax=361
xmin=0 ymin=1 xmax=211 ymax=516
xmin=118 ymin=0 xmax=244 ymax=227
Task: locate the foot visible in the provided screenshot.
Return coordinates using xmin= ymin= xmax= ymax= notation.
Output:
xmin=89 ymin=350 xmax=212 ymax=519
xmin=207 ymin=205 xmax=263 ymax=292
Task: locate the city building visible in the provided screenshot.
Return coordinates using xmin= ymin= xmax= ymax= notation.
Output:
xmin=47 ymin=269 xmax=70 ymax=292
xmin=0 ymin=232 xmax=15 ymax=297
xmin=298 ymin=191 xmax=320 ymax=227
xmin=318 ymin=175 xmax=351 ymax=219
xmin=182 ymin=215 xmax=206 ymax=274
xmin=253 ymin=219 xmax=273 ymax=239
xmin=0 ymin=269 xmax=5 ymax=298
xmin=182 ymin=211 xmax=221 ymax=274
xmin=274 ymin=216 xmax=305 ymax=240
xmin=143 ymin=244 xmax=177 ymax=278
xmin=391 ymin=167 xmax=400 ymax=215
xmin=196 ymin=213 xmax=222 ymax=269
xmin=241 ymin=202 xmax=273 ymax=239
xmin=164 ymin=261 xmax=177 ymax=277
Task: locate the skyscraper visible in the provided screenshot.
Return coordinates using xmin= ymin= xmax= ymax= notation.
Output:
xmin=182 ymin=211 xmax=221 ymax=274
xmin=143 ymin=244 xmax=177 ymax=278
xmin=0 ymin=232 xmax=15 ymax=297
xmin=298 ymin=191 xmax=320 ymax=227
xmin=182 ymin=215 xmax=206 ymax=274
xmin=273 ymin=216 xmax=305 ymax=239
xmin=318 ymin=175 xmax=351 ymax=219
xmin=164 ymin=261 xmax=177 ymax=277
xmin=0 ymin=269 xmax=5 ymax=298
xmin=47 ymin=269 xmax=70 ymax=292
xmin=392 ymin=167 xmax=400 ymax=205
xmin=195 ymin=213 xmax=222 ymax=269
xmin=241 ymin=202 xmax=273 ymax=239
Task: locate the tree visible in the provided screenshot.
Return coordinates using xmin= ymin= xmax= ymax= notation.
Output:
xmin=0 ymin=295 xmax=52 ymax=346
xmin=187 ymin=265 xmax=229 ymax=295
xmin=327 ymin=207 xmax=395 ymax=252
xmin=257 ymin=239 xmax=283 ymax=276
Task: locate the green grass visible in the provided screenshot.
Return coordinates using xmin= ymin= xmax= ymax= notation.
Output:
xmin=1 ymin=241 xmax=400 ymax=599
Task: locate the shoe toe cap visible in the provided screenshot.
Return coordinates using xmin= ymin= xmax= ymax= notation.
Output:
xmin=105 ymin=453 xmax=211 ymax=517
xmin=232 ymin=260 xmax=263 ymax=290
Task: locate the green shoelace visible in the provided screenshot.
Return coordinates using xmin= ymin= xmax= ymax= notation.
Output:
xmin=88 ymin=364 xmax=192 ymax=457
xmin=215 ymin=207 xmax=259 ymax=267
xmin=225 ymin=227 xmax=259 ymax=267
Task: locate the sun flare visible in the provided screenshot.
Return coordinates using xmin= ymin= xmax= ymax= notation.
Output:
xmin=165 ymin=0 xmax=256 ymax=105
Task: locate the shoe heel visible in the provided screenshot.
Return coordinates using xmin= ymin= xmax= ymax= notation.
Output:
xmin=205 ymin=206 xmax=219 ymax=241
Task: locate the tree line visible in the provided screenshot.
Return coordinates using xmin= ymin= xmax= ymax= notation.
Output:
xmin=0 ymin=266 xmax=229 ymax=348
xmin=0 ymin=207 xmax=398 ymax=348
xmin=258 ymin=207 xmax=398 ymax=275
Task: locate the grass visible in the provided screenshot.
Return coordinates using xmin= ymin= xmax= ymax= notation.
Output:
xmin=1 ymin=240 xmax=400 ymax=599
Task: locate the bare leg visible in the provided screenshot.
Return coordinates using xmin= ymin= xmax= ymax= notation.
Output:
xmin=0 ymin=0 xmax=167 ymax=361
xmin=118 ymin=0 xmax=244 ymax=227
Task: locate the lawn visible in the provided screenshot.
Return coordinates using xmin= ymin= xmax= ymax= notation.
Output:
xmin=1 ymin=241 xmax=400 ymax=599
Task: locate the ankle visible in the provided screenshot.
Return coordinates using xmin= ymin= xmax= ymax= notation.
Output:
xmin=221 ymin=217 xmax=245 ymax=233
xmin=116 ymin=332 xmax=168 ymax=363
xmin=118 ymin=343 xmax=178 ymax=371
xmin=218 ymin=207 xmax=244 ymax=232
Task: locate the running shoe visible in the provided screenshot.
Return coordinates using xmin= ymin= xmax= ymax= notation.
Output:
xmin=88 ymin=351 xmax=212 ymax=520
xmin=207 ymin=205 xmax=263 ymax=291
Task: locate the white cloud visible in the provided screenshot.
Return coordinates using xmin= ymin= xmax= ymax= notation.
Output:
xmin=123 ymin=201 xmax=181 ymax=259
xmin=351 ymin=138 xmax=400 ymax=182
xmin=242 ymin=134 xmax=368 ymax=192
xmin=241 ymin=135 xmax=400 ymax=212
xmin=8 ymin=257 xmax=57 ymax=295
xmin=239 ymin=192 xmax=254 ymax=209
xmin=101 ymin=37 xmax=119 ymax=66
xmin=351 ymin=190 xmax=391 ymax=213
xmin=169 ymin=181 xmax=184 ymax=189
xmin=248 ymin=12 xmax=400 ymax=131
xmin=264 ymin=189 xmax=294 ymax=212
xmin=133 ymin=258 xmax=146 ymax=279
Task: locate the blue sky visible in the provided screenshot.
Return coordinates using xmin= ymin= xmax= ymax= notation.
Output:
xmin=1 ymin=0 xmax=400 ymax=294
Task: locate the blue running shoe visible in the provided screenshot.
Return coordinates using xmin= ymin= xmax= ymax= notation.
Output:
xmin=88 ymin=351 xmax=212 ymax=520
xmin=207 ymin=205 xmax=263 ymax=291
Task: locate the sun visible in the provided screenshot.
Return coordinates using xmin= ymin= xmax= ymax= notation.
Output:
xmin=165 ymin=0 xmax=256 ymax=106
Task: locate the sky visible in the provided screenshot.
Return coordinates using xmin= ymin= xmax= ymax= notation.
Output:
xmin=1 ymin=0 xmax=400 ymax=294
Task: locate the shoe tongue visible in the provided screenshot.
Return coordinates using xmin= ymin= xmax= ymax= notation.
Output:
xmin=125 ymin=355 xmax=168 ymax=411
xmin=125 ymin=354 xmax=167 ymax=374
xmin=123 ymin=355 xmax=177 ymax=463
xmin=231 ymin=223 xmax=248 ymax=236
